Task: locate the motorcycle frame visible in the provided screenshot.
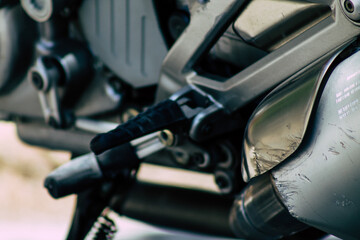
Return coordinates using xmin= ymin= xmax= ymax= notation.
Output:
xmin=156 ymin=0 xmax=360 ymax=113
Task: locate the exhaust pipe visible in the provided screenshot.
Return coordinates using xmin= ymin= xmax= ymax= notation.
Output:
xmin=271 ymin=47 xmax=360 ymax=240
xmin=232 ymin=47 xmax=360 ymax=239
xmin=230 ymin=174 xmax=307 ymax=239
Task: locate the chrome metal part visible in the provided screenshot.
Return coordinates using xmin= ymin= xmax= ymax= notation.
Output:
xmin=341 ymin=0 xmax=360 ymax=21
xmin=272 ymin=50 xmax=360 ymax=240
xmin=241 ymin=48 xmax=344 ymax=182
xmin=132 ymin=132 xmax=165 ymax=159
xmin=234 ymin=0 xmax=331 ymax=51
xmin=156 ymin=0 xmax=360 ymax=114
xmin=230 ymin=174 xmax=306 ymax=239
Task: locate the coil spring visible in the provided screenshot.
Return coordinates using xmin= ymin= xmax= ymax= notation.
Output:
xmin=85 ymin=208 xmax=118 ymax=240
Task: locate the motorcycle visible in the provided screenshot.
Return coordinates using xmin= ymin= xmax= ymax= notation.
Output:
xmin=1 ymin=0 xmax=359 ymax=239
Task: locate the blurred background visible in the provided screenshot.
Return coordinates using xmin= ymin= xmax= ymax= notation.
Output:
xmin=0 ymin=121 xmax=74 ymax=240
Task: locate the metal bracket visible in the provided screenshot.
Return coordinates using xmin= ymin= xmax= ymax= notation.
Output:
xmin=170 ymin=85 xmax=242 ymax=141
xmin=29 ymin=56 xmax=65 ymax=128
xmin=156 ymin=0 xmax=246 ymax=101
xmin=156 ymin=0 xmax=360 ymax=112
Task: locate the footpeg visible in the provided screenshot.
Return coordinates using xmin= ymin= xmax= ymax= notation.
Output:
xmin=45 ymin=86 xmax=221 ymax=198
xmin=45 ymin=132 xmax=163 ymax=198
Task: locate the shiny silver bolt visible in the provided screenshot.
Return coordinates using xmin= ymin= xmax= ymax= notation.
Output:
xmin=344 ymin=0 xmax=355 ymax=13
xmin=342 ymin=0 xmax=360 ymax=22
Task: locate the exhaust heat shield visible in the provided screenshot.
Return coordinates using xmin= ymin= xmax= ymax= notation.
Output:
xmin=241 ymin=49 xmax=344 ymax=182
xmin=271 ymin=47 xmax=360 ymax=240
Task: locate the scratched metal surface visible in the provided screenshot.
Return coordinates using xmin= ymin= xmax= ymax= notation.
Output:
xmin=272 ymin=50 xmax=360 ymax=239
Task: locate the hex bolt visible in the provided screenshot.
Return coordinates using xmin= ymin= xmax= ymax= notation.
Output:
xmin=344 ymin=0 xmax=355 ymax=13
